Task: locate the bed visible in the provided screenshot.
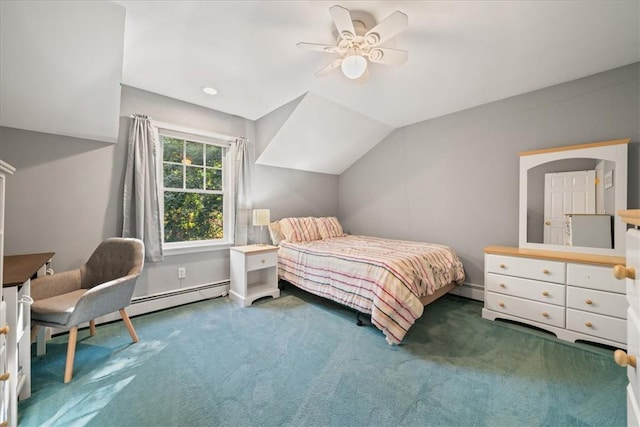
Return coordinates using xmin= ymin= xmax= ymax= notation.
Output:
xmin=270 ymin=217 xmax=465 ymax=344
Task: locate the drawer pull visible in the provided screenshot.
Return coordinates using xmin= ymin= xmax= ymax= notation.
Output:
xmin=0 ymin=325 xmax=8 ymax=336
xmin=542 ymin=291 xmax=549 ymax=297
xmin=542 ymin=269 xmax=550 ymax=275
xmin=0 ymin=373 xmax=9 ymax=382
xmin=545 ymin=221 xmax=551 ymax=226
xmin=585 ymin=321 xmax=593 ymax=328
xmin=613 ymin=265 xmax=635 ymax=280
xmin=499 ymin=264 xmax=506 ymax=269
xmin=542 ymin=312 xmax=549 ymax=318
xmin=585 ymin=299 xmax=593 ymax=305
xmin=614 ymin=350 xmax=637 ymax=368
xmin=499 ymin=283 xmax=506 ymax=288
xmin=498 ymin=302 xmax=505 ymax=308
xmin=261 ymin=259 xmax=266 ymax=264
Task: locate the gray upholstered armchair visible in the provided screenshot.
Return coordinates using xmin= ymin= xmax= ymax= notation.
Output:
xmin=30 ymin=237 xmax=145 ymax=383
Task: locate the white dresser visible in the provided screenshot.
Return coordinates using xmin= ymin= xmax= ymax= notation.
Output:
xmin=614 ymin=210 xmax=639 ymax=426
xmin=483 ymin=246 xmax=627 ymax=348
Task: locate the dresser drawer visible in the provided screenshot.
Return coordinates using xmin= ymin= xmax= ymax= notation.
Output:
xmin=246 ymin=251 xmax=278 ymax=271
xmin=566 ymin=308 xmax=626 ymax=344
xmin=486 ymin=273 xmax=565 ymax=306
xmin=486 ymin=255 xmax=565 ymax=284
xmin=566 ymin=286 xmax=627 ymax=319
xmin=486 ymin=292 xmax=565 ymax=328
xmin=566 ymin=263 xmax=625 ymax=294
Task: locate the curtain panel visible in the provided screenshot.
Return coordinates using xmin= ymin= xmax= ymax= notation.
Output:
xmin=122 ymin=114 xmax=164 ymax=262
xmin=234 ymin=137 xmax=253 ymax=245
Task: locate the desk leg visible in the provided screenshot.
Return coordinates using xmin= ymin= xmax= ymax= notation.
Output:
xmin=36 ymin=328 xmax=46 ymax=357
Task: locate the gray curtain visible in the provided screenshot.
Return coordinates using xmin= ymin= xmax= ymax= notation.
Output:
xmin=234 ymin=137 xmax=253 ymax=245
xmin=122 ymin=114 xmax=163 ymax=262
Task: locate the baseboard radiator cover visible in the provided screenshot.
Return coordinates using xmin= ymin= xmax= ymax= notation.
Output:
xmin=449 ymin=282 xmax=484 ymax=301
xmin=47 ymin=281 xmax=230 ymax=336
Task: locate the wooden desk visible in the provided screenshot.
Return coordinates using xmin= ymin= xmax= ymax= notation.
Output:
xmin=2 ymin=252 xmax=53 ymax=427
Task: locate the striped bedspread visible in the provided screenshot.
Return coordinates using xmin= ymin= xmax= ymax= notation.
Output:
xmin=277 ymin=235 xmax=465 ymax=344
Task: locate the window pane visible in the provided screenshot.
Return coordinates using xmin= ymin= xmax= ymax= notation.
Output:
xmin=163 ymin=164 xmax=183 ymax=188
xmin=186 ymin=141 xmax=204 ymax=166
xmin=164 ymin=192 xmax=224 ymax=242
xmin=185 ymin=166 xmax=204 ymax=189
xmin=206 ymin=145 xmax=223 ymax=168
xmin=163 ymin=137 xmax=183 ymax=163
xmin=205 ymin=168 xmax=222 ymax=190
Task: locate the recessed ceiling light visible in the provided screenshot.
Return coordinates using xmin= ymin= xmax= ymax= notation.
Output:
xmin=202 ymin=86 xmax=218 ymax=95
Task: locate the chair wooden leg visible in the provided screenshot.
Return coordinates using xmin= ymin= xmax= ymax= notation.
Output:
xmin=119 ymin=309 xmax=139 ymax=343
xmin=64 ymin=327 xmax=78 ymax=384
xmin=89 ymin=320 xmax=96 ymax=336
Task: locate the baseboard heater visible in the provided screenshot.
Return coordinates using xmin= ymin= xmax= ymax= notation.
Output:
xmin=131 ymin=280 xmax=229 ymax=304
xmin=98 ymin=280 xmax=230 ymax=325
xmin=45 ymin=281 xmax=230 ymax=337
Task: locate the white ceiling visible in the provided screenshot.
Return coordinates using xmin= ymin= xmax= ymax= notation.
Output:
xmin=2 ymin=1 xmax=639 ymax=174
xmin=118 ymin=0 xmax=639 ymax=128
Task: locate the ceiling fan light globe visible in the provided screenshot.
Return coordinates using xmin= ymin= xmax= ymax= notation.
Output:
xmin=341 ymin=54 xmax=367 ymax=79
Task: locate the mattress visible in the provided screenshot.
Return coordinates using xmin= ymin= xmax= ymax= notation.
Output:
xmin=277 ymin=234 xmax=465 ymax=344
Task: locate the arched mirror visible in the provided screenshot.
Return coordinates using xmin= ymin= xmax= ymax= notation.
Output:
xmin=519 ymin=138 xmax=629 ymax=256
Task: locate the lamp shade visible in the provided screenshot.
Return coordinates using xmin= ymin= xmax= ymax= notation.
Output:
xmin=252 ymin=209 xmax=270 ymax=226
xmin=341 ymin=52 xmax=367 ymax=79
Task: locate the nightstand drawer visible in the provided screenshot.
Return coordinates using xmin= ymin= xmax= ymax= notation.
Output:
xmin=567 ymin=263 xmax=624 ymax=294
xmin=566 ymin=308 xmax=626 ymax=344
xmin=486 ymin=254 xmax=565 ymax=284
xmin=486 ymin=273 xmax=565 ymax=306
xmin=486 ymin=292 xmax=565 ymax=328
xmin=567 ymin=286 xmax=627 ymax=319
xmin=246 ymin=251 xmax=277 ymax=271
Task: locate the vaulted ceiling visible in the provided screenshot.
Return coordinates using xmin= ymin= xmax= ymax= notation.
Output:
xmin=2 ymin=1 xmax=639 ymax=174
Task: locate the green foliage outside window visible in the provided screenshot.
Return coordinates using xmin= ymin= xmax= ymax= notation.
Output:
xmin=161 ymin=135 xmax=225 ymax=242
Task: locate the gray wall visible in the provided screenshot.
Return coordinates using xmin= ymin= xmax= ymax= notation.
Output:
xmin=338 ymin=63 xmax=640 ymax=287
xmin=0 ymin=85 xmax=338 ymax=299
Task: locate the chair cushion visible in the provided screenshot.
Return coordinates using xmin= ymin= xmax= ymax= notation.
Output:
xmin=31 ymin=289 xmax=88 ymax=327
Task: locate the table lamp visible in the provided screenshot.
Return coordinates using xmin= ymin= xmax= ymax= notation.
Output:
xmin=252 ymin=209 xmax=270 ymax=245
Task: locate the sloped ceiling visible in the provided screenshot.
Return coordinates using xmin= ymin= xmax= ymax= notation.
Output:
xmin=0 ymin=1 xmax=125 ymax=143
xmin=256 ymin=92 xmax=393 ymax=175
xmin=1 ymin=1 xmax=639 ymax=173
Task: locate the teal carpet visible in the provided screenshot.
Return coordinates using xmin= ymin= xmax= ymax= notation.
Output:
xmin=19 ymin=286 xmax=627 ymax=426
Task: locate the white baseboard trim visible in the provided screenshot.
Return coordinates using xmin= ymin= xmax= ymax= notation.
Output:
xmin=49 ymin=281 xmax=230 ymax=336
xmin=449 ymin=282 xmax=484 ymax=301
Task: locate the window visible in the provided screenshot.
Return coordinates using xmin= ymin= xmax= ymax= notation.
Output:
xmin=157 ymin=125 xmax=234 ymax=252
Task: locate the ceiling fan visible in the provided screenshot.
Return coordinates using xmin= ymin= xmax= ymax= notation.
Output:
xmin=297 ymin=5 xmax=409 ymax=82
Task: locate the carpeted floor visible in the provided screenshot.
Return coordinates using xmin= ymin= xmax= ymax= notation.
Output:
xmin=19 ymin=286 xmax=627 ymax=426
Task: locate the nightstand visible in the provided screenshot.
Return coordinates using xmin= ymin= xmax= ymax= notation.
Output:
xmin=229 ymin=245 xmax=280 ymax=306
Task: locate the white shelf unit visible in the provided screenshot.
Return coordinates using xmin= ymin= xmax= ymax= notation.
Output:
xmin=614 ymin=211 xmax=639 ymax=426
xmin=0 ymin=160 xmax=14 ymax=427
xmin=229 ymin=245 xmax=280 ymax=307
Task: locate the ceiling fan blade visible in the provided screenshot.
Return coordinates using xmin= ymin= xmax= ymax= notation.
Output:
xmin=329 ymin=5 xmax=356 ymax=41
xmin=297 ymin=42 xmax=339 ymax=53
xmin=367 ymin=47 xmax=408 ymax=66
xmin=364 ymin=10 xmax=408 ymax=46
xmin=315 ymin=58 xmax=342 ymax=77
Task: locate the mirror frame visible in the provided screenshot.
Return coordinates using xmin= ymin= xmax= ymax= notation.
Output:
xmin=519 ymin=138 xmax=629 ymax=256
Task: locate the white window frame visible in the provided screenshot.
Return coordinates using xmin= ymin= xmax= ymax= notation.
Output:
xmin=155 ymin=121 xmax=236 ymax=255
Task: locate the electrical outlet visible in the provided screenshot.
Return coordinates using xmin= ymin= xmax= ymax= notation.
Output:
xmin=178 ymin=267 xmax=186 ymax=279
